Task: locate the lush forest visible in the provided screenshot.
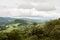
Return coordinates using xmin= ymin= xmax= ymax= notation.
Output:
xmin=0 ymin=18 xmax=60 ymax=40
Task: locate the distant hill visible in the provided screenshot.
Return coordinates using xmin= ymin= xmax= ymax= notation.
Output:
xmin=0 ymin=17 xmax=52 ymax=24
xmin=19 ymin=18 xmax=51 ymax=22
xmin=0 ymin=17 xmax=15 ymax=24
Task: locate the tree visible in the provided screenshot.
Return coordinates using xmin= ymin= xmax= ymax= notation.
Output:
xmin=44 ymin=18 xmax=60 ymax=35
xmin=0 ymin=32 xmax=8 ymax=40
xmin=7 ymin=30 xmax=22 ymax=40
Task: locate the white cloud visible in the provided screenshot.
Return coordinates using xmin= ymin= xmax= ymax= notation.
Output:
xmin=23 ymin=0 xmax=50 ymax=3
xmin=0 ymin=0 xmax=60 ymax=19
xmin=35 ymin=3 xmax=56 ymax=11
xmin=17 ymin=2 xmax=34 ymax=9
xmin=0 ymin=9 xmax=32 ymax=17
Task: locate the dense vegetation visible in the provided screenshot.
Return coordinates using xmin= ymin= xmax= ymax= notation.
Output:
xmin=0 ymin=18 xmax=60 ymax=40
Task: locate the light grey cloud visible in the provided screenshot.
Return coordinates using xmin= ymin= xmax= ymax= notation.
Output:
xmin=0 ymin=0 xmax=60 ymax=19
xmin=17 ymin=3 xmax=34 ymax=9
xmin=0 ymin=9 xmax=32 ymax=17
xmin=23 ymin=0 xmax=49 ymax=3
xmin=35 ymin=3 xmax=56 ymax=11
xmin=10 ymin=9 xmax=32 ymax=17
xmin=17 ymin=2 xmax=56 ymax=11
xmin=32 ymin=0 xmax=49 ymax=3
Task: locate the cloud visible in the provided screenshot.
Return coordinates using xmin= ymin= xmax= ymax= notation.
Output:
xmin=0 ymin=8 xmax=32 ymax=17
xmin=17 ymin=3 xmax=34 ymax=9
xmin=0 ymin=0 xmax=60 ymax=19
xmin=23 ymin=0 xmax=49 ymax=3
xmin=35 ymin=3 xmax=56 ymax=11
xmin=0 ymin=8 xmax=59 ymax=19
xmin=17 ymin=2 xmax=56 ymax=11
xmin=31 ymin=11 xmax=60 ymax=19
xmin=32 ymin=0 xmax=49 ymax=3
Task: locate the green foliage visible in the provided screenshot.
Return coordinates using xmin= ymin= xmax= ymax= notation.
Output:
xmin=7 ymin=30 xmax=22 ymax=40
xmin=14 ymin=19 xmax=27 ymax=24
xmin=25 ymin=35 xmax=38 ymax=40
xmin=0 ymin=18 xmax=60 ymax=40
xmin=44 ymin=18 xmax=60 ymax=35
xmin=0 ymin=32 xmax=7 ymax=40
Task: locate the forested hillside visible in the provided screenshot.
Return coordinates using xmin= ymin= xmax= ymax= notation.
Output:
xmin=0 ymin=18 xmax=60 ymax=40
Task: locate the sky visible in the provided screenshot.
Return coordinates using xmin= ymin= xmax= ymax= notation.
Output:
xmin=0 ymin=0 xmax=60 ymax=19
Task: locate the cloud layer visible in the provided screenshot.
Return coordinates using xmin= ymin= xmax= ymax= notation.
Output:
xmin=0 ymin=0 xmax=60 ymax=19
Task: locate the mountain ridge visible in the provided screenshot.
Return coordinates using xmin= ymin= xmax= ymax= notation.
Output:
xmin=0 ymin=17 xmax=52 ymax=24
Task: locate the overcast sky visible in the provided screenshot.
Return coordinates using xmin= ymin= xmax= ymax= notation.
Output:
xmin=0 ymin=0 xmax=60 ymax=19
